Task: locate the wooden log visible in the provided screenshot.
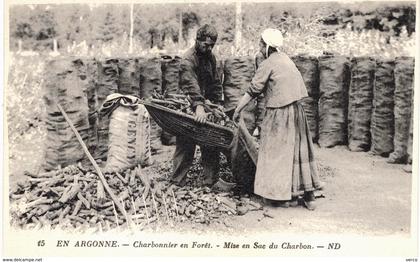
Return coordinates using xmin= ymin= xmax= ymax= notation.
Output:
xmin=115 ymin=172 xmax=128 ymax=185
xmin=59 ymin=183 xmax=81 ymax=204
xmin=77 ymin=192 xmax=91 ymax=209
xmin=67 ymin=215 xmax=86 ymax=224
xmin=58 ymin=205 xmax=71 ymax=222
xmin=71 ymin=200 xmax=83 ymax=216
xmin=96 ymin=180 xmax=106 ymax=201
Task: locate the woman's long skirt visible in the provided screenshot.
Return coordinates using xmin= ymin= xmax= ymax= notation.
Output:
xmin=254 ymin=101 xmax=322 ymax=200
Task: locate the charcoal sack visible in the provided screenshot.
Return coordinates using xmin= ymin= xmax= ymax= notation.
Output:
xmin=43 ymin=59 xmax=90 ymax=170
xmin=118 ymin=58 xmax=141 ymax=96
xmin=407 ymin=99 xmax=414 ymax=164
xmin=230 ymin=120 xmax=257 ymax=195
xmin=84 ymin=59 xmax=99 ymax=155
xmin=105 ymin=104 xmax=152 ymax=172
xmin=348 ymin=57 xmax=375 ymax=151
xmin=318 ymin=56 xmax=350 ymax=147
xmin=161 ymin=56 xmax=181 ymax=97
xmin=223 ymin=56 xmax=257 ymax=133
xmin=370 ymin=59 xmax=395 ymax=156
xmin=96 ymin=58 xmax=119 ymax=160
xmin=139 ymin=58 xmax=163 ymax=154
xmin=388 ymin=57 xmax=414 ymax=163
xmin=292 ymin=55 xmax=320 ymax=141
xmin=161 ymin=56 xmax=181 ymax=145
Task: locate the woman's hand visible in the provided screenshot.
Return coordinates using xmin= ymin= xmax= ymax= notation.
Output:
xmin=195 ymin=105 xmax=207 ymax=123
xmin=233 ymin=93 xmax=253 ymax=123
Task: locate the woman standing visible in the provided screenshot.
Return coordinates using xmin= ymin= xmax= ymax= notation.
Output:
xmin=233 ymin=28 xmax=323 ymax=210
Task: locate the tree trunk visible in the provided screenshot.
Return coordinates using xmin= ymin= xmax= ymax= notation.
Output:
xmin=178 ymin=11 xmax=183 ymax=47
xmin=18 ymin=39 xmax=22 ymax=53
xmin=53 ymin=38 xmax=58 ymax=52
xmin=235 ymin=2 xmax=242 ymax=55
xmin=129 ymin=3 xmax=134 ymax=54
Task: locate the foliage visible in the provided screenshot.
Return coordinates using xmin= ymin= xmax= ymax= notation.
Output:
xmin=6 ymin=56 xmax=47 ymax=159
xmin=8 ymin=2 xmax=415 ymax=57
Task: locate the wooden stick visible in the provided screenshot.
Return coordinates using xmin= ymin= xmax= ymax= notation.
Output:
xmin=151 ymin=192 xmax=160 ymax=222
xmin=25 ymin=198 xmax=54 ymax=210
xmin=112 ymin=202 xmax=120 ymax=230
xmin=130 ymin=197 xmax=139 ymax=226
xmin=105 ymin=220 xmax=111 ymax=231
xmin=171 ymin=189 xmax=180 ymax=221
xmin=136 ymin=168 xmax=150 ymax=198
xmin=142 ymin=194 xmax=150 ymax=225
xmin=115 ymin=172 xmax=128 ymax=185
xmin=56 ymin=102 xmax=125 ymax=214
xmin=97 ymin=222 xmax=103 ymax=234
xmin=77 ymin=193 xmax=90 ymax=209
xmin=96 ymin=180 xmax=106 ymax=201
xmin=71 ymin=200 xmax=83 ymax=216
xmin=120 ymin=197 xmax=132 ymax=230
xmin=161 ymin=194 xmax=172 ymax=226
xmin=59 ymin=183 xmax=81 ymax=204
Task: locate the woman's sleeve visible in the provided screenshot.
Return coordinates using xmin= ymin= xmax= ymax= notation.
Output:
xmin=247 ymin=60 xmax=272 ymax=98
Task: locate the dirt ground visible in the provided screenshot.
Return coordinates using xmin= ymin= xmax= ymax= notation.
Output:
xmin=7 ymin=134 xmax=413 ymax=237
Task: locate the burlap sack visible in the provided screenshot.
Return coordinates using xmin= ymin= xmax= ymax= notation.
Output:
xmin=96 ymin=58 xmax=119 ymax=160
xmin=161 ymin=56 xmax=181 ymax=145
xmin=318 ymin=55 xmax=350 ymax=148
xmin=118 ymin=58 xmax=141 ymax=96
xmin=230 ymin=120 xmax=257 ymax=195
xmin=105 ymin=104 xmax=152 ymax=172
xmin=223 ymin=56 xmax=257 ymax=133
xmin=43 ymin=59 xmax=90 ymax=170
xmin=139 ymin=58 xmax=163 ymax=154
xmin=388 ymin=57 xmax=414 ymax=163
xmin=84 ymin=59 xmax=99 ymax=155
xmin=348 ymin=57 xmax=375 ymax=151
xmin=370 ymin=59 xmax=395 ymax=156
xmin=292 ymin=55 xmax=320 ymax=141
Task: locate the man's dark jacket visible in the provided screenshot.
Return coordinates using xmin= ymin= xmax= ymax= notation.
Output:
xmin=179 ymin=47 xmax=223 ymax=109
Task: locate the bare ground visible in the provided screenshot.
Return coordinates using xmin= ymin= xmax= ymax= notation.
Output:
xmin=7 ymin=133 xmax=413 ymax=237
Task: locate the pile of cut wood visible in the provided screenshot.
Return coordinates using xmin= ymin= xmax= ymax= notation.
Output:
xmin=9 ymin=161 xmax=261 ymax=232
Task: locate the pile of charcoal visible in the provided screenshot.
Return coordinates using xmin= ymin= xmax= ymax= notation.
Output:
xmin=9 ymin=160 xmax=261 ymax=232
xmin=151 ymin=91 xmax=236 ymax=129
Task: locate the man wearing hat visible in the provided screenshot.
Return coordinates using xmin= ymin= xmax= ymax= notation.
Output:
xmin=233 ymin=28 xmax=323 ymax=210
xmin=170 ymin=24 xmax=223 ymax=187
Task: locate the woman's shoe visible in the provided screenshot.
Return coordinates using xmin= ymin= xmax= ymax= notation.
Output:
xmin=263 ymin=198 xmax=289 ymax=208
xmin=303 ymin=191 xmax=316 ymax=210
xmin=289 ymin=197 xmax=299 ymax=207
xmin=303 ymin=200 xmax=316 ymax=210
xmin=274 ymin=201 xmax=289 ymax=208
xmin=316 ymin=181 xmax=326 ymax=190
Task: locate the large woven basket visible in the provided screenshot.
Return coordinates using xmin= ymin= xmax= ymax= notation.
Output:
xmin=142 ymin=100 xmax=235 ymax=150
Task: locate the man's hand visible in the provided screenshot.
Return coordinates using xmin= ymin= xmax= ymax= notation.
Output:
xmin=195 ymin=105 xmax=207 ymax=123
xmin=205 ymin=99 xmax=224 ymax=112
xmin=233 ymin=108 xmax=241 ymax=123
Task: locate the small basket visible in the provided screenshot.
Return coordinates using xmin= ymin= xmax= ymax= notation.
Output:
xmin=142 ymin=100 xmax=235 ymax=150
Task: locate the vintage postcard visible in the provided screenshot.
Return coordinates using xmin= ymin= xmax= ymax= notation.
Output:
xmin=2 ymin=0 xmax=419 ymax=260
